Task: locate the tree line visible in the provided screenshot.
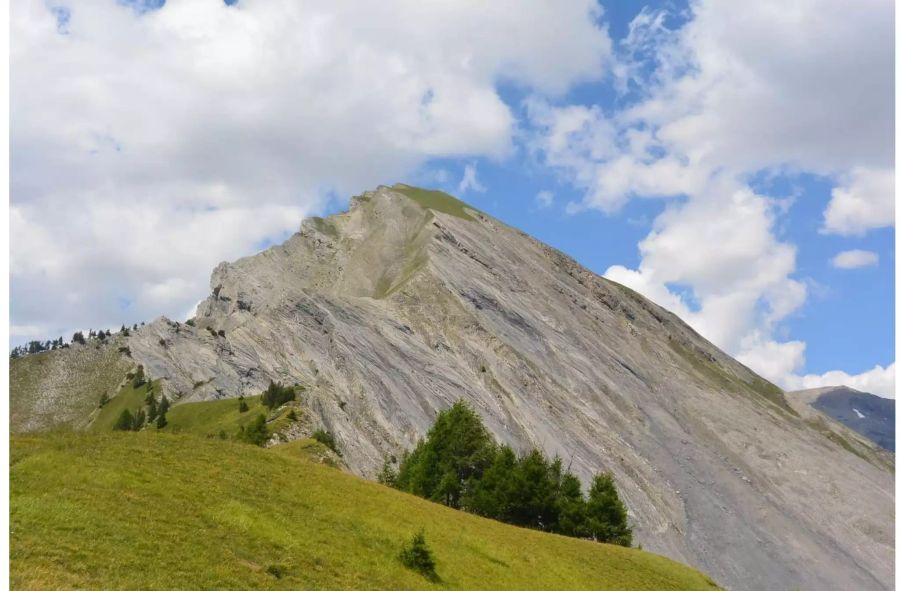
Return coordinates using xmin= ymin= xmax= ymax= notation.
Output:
xmin=379 ymin=401 xmax=632 ymax=547
xmin=10 ymin=323 xmax=147 ymax=359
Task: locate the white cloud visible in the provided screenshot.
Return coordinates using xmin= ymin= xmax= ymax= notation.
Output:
xmin=830 ymin=249 xmax=879 ymax=269
xmin=786 ymin=363 xmax=896 ymax=399
xmin=10 ymin=0 xmax=611 ymax=343
xmin=822 ymin=167 xmax=895 ymax=236
xmin=529 ymin=0 xmax=893 ymax=392
xmin=458 ymin=162 xmax=486 ymax=194
xmin=535 ymin=190 xmax=554 ymax=208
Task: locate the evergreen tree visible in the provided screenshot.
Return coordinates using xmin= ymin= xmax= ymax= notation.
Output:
xmin=261 ymin=381 xmax=295 ymax=409
xmin=585 ymin=472 xmax=632 ymax=547
xmin=238 ymin=395 xmax=249 ymax=413
xmin=113 ymin=409 xmax=134 ymax=431
xmin=394 ymin=401 xmax=496 ymax=508
xmin=146 ymin=392 xmax=158 ymax=422
xmin=156 ymin=413 xmax=168 ymax=429
xmin=377 ymin=456 xmax=398 ymax=486
xmin=132 ymin=408 xmax=146 ymax=430
xmin=398 ymin=529 xmax=438 ymax=581
xmin=73 ymin=331 xmax=85 ymax=345
xmin=556 ymin=472 xmax=590 ymax=538
xmin=131 ymin=365 xmax=146 ymax=388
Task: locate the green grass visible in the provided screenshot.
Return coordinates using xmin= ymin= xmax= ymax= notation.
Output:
xmin=393 ymin=184 xmax=478 ymax=221
xmin=11 ymin=432 xmax=720 ymax=591
xmin=90 ymin=379 xmax=157 ymax=432
xmin=161 ymin=394 xmax=295 ymax=439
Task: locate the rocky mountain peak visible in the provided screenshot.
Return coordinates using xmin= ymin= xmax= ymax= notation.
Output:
xmin=14 ymin=185 xmax=894 ymax=591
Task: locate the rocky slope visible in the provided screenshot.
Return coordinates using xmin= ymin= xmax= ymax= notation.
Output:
xmin=10 ymin=185 xmax=894 ymax=591
xmin=789 ymin=386 xmax=895 ymax=451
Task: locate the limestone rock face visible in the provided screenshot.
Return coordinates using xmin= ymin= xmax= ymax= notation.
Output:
xmin=122 ymin=185 xmax=893 ymax=591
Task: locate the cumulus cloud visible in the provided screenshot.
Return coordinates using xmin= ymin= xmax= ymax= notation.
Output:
xmin=830 ymin=249 xmax=879 ymax=269
xmin=529 ymin=0 xmax=893 ymax=391
xmin=822 ymin=168 xmax=895 ymax=236
xmin=10 ymin=0 xmax=611 ymax=342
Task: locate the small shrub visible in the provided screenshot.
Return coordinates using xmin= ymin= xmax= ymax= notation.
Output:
xmin=238 ymin=396 xmax=249 ymax=413
xmin=398 ymin=529 xmax=438 ymax=581
xmin=238 ymin=414 xmax=269 ymax=446
xmin=185 ymin=318 xmax=195 ymax=327
xmin=265 ymin=564 xmax=285 ymax=579
xmin=98 ymin=393 xmax=110 ymax=408
xmin=217 ymin=329 xmax=225 ymax=337
xmin=286 ymin=409 xmax=298 ymax=421
xmin=312 ymin=429 xmax=341 ymax=457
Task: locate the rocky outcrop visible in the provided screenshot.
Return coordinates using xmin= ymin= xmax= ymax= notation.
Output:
xmin=16 ymin=185 xmax=894 ymax=591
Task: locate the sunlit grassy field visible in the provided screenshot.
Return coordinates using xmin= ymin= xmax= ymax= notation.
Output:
xmin=11 ymin=432 xmax=720 ymax=591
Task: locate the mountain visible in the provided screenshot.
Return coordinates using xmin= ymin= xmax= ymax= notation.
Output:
xmin=789 ymin=386 xmax=894 ymax=451
xmin=10 ymin=185 xmax=894 ymax=591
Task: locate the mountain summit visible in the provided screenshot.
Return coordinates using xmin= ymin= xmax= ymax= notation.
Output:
xmin=12 ymin=185 xmax=893 ymax=591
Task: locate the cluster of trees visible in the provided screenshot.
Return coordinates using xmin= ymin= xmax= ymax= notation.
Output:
xmin=381 ymin=401 xmax=632 ymax=547
xmin=11 ymin=323 xmax=148 ymax=360
xmin=9 ymin=338 xmax=67 ymax=358
xmin=113 ymin=379 xmax=170 ymax=431
xmin=261 ymin=381 xmax=296 ymax=409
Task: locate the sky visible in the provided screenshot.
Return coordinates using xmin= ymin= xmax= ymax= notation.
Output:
xmin=9 ymin=0 xmax=896 ymax=397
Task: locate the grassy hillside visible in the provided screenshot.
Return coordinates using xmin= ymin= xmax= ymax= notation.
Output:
xmin=11 ymin=432 xmax=719 ymax=591
xmin=161 ymin=394 xmax=296 ymax=438
xmin=89 ymin=379 xmax=157 ymax=431
xmin=10 ymin=342 xmax=132 ymax=432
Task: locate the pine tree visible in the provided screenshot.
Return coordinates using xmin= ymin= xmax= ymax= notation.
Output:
xmin=398 ymin=529 xmax=438 ymax=581
xmin=146 ymin=392 xmax=158 ymax=422
xmin=132 ymin=409 xmax=146 ymax=430
xmin=113 ymin=409 xmax=134 ymax=431
xmin=585 ymin=472 xmax=632 ymax=547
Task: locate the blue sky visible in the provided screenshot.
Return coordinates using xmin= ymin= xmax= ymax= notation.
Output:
xmin=10 ymin=0 xmax=895 ymax=396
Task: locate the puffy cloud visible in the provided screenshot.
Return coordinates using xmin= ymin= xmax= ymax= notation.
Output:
xmin=786 ymin=363 xmax=896 ymax=399
xmin=605 ymin=181 xmax=805 ymax=353
xmin=830 ymin=249 xmax=880 ymax=269
xmin=10 ymin=0 xmax=611 ymax=342
xmin=529 ymin=0 xmax=893 ymax=392
xmin=822 ymin=168 xmax=895 ymax=236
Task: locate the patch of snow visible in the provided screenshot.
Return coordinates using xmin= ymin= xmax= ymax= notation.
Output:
xmin=852 ymin=408 xmax=866 ymax=419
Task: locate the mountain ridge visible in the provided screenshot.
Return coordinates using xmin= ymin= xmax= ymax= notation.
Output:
xmin=10 ymin=184 xmax=894 ymax=591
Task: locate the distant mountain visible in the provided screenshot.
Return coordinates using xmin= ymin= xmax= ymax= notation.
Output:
xmin=789 ymin=386 xmax=894 ymax=451
xmin=10 ymin=185 xmax=894 ymax=591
